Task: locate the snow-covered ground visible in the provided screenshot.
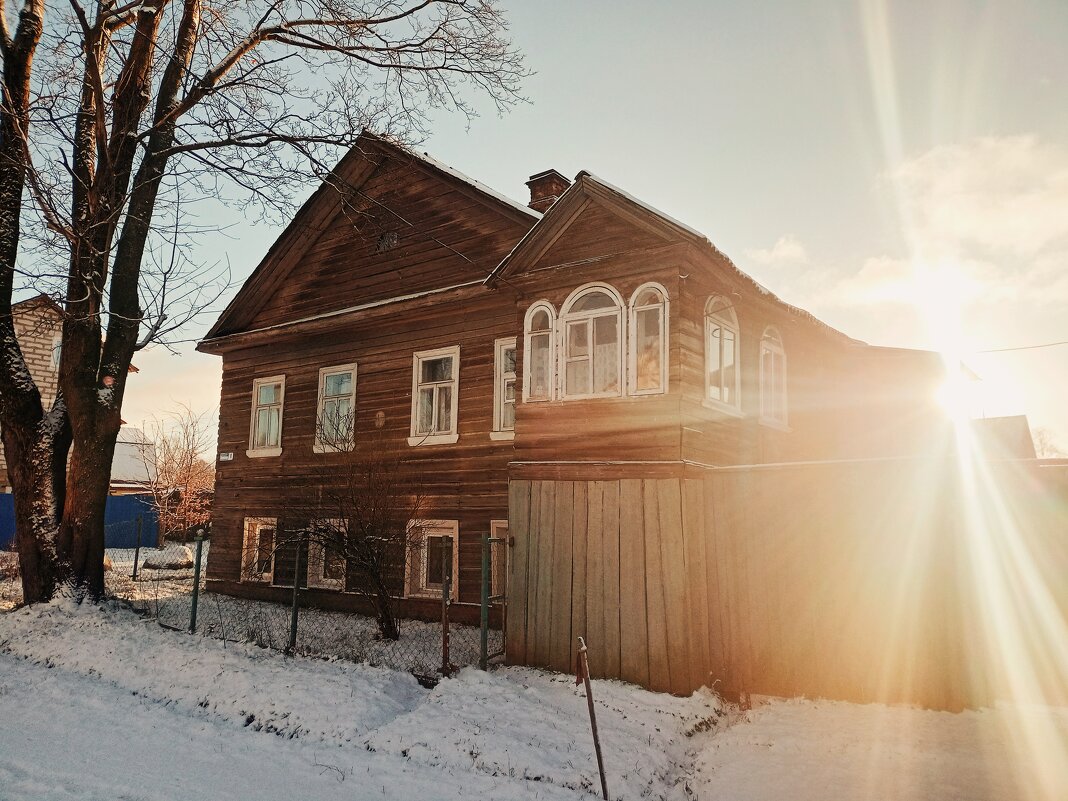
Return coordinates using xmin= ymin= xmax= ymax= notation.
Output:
xmin=1 ymin=600 xmax=1066 ymax=800
xmin=2 ymin=543 xmax=499 ymax=676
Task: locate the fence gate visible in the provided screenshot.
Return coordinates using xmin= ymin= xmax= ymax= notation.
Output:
xmin=479 ymin=532 xmax=507 ymax=669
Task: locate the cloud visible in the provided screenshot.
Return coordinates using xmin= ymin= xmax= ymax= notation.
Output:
xmin=745 ymin=235 xmax=809 ymax=267
xmin=886 ymin=135 xmax=1068 ymax=259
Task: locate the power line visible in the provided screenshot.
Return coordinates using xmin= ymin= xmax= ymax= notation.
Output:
xmin=978 ymin=340 xmax=1068 ymax=354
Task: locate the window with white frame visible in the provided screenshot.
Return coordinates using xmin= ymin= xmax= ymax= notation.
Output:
xmin=705 ymin=296 xmax=740 ymax=411
xmin=523 ymin=303 xmax=556 ymax=402
xmin=629 ymin=283 xmax=668 ymax=394
xmin=315 ymin=364 xmax=356 ymax=452
xmin=409 ymin=346 xmax=460 ymax=446
xmin=248 ymin=376 xmax=285 ymax=457
xmin=492 ymin=338 xmax=517 ymax=439
xmin=241 ymin=517 xmax=277 ymax=581
xmin=489 ymin=519 xmax=508 ymax=597
xmin=51 ymin=335 xmax=62 ymax=369
xmin=560 ymin=284 xmax=624 ymax=399
xmin=307 ymin=519 xmax=347 ymax=590
xmin=406 ymin=519 xmax=459 ymax=599
xmin=759 ymin=326 xmax=788 ymax=427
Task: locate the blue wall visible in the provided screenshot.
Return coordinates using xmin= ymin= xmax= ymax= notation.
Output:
xmin=0 ymin=493 xmax=159 ymax=550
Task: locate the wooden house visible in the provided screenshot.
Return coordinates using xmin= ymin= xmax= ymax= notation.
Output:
xmin=199 ymin=133 xmax=978 ymax=696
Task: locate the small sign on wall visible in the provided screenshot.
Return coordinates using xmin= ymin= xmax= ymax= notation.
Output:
xmin=218 ymin=452 xmax=234 ymax=462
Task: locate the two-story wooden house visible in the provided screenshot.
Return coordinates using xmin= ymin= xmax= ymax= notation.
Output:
xmin=198 ymin=132 xmax=951 ymax=629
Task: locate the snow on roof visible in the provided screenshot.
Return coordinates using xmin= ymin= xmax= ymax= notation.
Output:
xmin=384 ymin=137 xmax=540 ymax=220
xmin=506 ymin=170 xmax=860 ymax=343
xmin=112 ymin=426 xmax=155 ymax=484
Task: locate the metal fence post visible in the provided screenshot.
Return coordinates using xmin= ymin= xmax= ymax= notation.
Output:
xmin=441 ymin=535 xmax=452 ymax=677
xmin=480 ymin=533 xmax=490 ymax=670
xmin=287 ymin=533 xmax=304 ymax=654
xmin=189 ymin=534 xmax=204 ymax=633
xmin=131 ymin=515 xmax=143 ymax=581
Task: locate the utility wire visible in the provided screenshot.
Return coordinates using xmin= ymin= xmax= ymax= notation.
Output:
xmin=978 ymin=340 xmax=1068 ymax=354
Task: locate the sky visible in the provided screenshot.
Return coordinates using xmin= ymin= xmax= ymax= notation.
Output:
xmin=122 ymin=0 xmax=1068 ymax=453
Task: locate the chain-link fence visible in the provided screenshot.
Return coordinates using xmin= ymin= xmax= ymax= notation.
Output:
xmin=103 ymin=524 xmax=509 ymax=685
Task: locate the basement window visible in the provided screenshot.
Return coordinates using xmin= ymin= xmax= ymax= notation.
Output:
xmin=241 ymin=517 xmax=276 ymax=582
xmin=406 ymin=519 xmax=459 ymax=600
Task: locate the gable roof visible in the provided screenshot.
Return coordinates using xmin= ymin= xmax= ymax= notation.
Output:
xmin=203 ymin=131 xmax=538 ymax=340
xmin=486 ymin=172 xmax=860 ymax=343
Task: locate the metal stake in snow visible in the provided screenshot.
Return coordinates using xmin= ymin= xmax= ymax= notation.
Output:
xmin=577 ymin=637 xmax=609 ymax=801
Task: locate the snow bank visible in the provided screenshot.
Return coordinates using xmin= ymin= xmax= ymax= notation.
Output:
xmin=0 ymin=599 xmax=423 ymax=742
xmin=367 ymin=667 xmax=720 ymax=799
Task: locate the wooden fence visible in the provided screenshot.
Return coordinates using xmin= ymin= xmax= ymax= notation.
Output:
xmin=506 ymin=459 xmax=1068 ymax=709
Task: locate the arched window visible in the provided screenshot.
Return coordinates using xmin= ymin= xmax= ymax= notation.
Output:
xmin=560 ymin=284 xmax=624 ymax=398
xmin=523 ymin=302 xmax=556 ymax=402
xmin=629 ymin=283 xmax=669 ymax=394
xmin=705 ymin=296 xmax=740 ymax=410
xmin=759 ymin=326 xmax=788 ymax=426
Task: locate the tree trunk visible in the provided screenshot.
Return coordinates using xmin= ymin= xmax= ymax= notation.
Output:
xmin=371 ymin=577 xmax=400 ymax=641
xmin=5 ymin=404 xmax=70 ymax=603
xmin=58 ymin=414 xmax=123 ymax=598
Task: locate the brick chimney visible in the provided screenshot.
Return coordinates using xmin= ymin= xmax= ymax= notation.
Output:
xmin=526 ymin=169 xmax=571 ymax=214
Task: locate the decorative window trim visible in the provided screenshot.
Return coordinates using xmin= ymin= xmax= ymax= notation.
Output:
xmin=405 ymin=519 xmax=459 ymax=600
xmin=247 ymin=375 xmax=285 ymax=458
xmin=704 ymin=296 xmax=742 ymax=415
xmin=307 ymin=519 xmax=346 ymax=590
xmin=627 ymin=282 xmax=669 ymax=396
xmin=492 ymin=337 xmax=517 ymax=441
xmin=489 ymin=519 xmax=508 ymax=597
xmin=759 ymin=326 xmax=789 ymax=429
xmin=408 ymin=346 xmax=461 ymax=447
xmin=559 ymin=282 xmax=626 ymax=400
xmin=241 ymin=516 xmax=277 ymax=582
xmin=522 ymin=301 xmax=557 ymax=403
xmin=313 ymin=363 xmax=357 ymax=453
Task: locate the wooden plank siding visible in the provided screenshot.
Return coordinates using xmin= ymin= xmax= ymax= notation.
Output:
xmin=507 ymin=461 xmax=1068 ymax=709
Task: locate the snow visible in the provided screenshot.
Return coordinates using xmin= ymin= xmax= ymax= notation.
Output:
xmin=1 ymin=600 xmax=1067 ymax=800
xmin=140 ymin=544 xmax=194 ymax=569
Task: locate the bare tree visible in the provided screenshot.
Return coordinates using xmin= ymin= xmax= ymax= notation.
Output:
xmin=135 ymin=404 xmax=214 ymax=545
xmin=0 ymin=0 xmax=526 ymax=601
xmin=244 ymin=418 xmax=428 ymax=640
xmin=1033 ymin=427 xmax=1066 ymax=459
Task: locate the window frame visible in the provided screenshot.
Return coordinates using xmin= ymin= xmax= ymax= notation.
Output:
xmin=522 ymin=301 xmax=557 ymax=403
xmin=241 ymin=516 xmax=277 ymax=582
xmin=704 ymin=296 xmax=743 ymax=416
xmin=491 ymin=337 xmax=517 ymax=440
xmin=559 ymin=282 xmax=626 ymax=400
xmin=408 ymin=345 xmax=461 ymax=446
xmin=314 ymin=363 xmax=357 ymax=453
xmin=405 ymin=519 xmax=459 ymax=600
xmin=307 ymin=518 xmax=347 ymax=590
xmin=489 ymin=519 xmax=508 ymax=598
xmin=759 ymin=326 xmax=789 ymax=430
xmin=627 ymin=282 xmax=670 ymax=396
xmin=247 ymin=375 xmax=285 ymax=458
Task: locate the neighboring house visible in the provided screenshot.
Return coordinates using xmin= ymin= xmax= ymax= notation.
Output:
xmin=197 ymin=132 xmax=957 ymax=620
xmin=0 ymin=294 xmax=63 ymax=492
xmin=110 ymin=426 xmax=157 ymax=494
xmin=0 ymin=293 xmax=142 ymax=494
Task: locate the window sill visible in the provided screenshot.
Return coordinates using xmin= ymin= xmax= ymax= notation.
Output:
xmin=489 ymin=430 xmax=515 ymax=441
xmin=246 ymin=447 xmax=282 ymax=458
xmin=759 ymin=417 xmax=792 ymax=433
xmin=308 ymin=581 xmax=345 ymax=591
xmin=701 ymin=399 xmax=745 ymax=419
xmin=312 ymin=442 xmax=354 ymax=454
xmin=407 ymin=433 xmax=459 ymax=447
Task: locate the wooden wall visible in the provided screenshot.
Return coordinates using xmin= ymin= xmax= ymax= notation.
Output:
xmin=507 ymin=460 xmax=1068 ymax=709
